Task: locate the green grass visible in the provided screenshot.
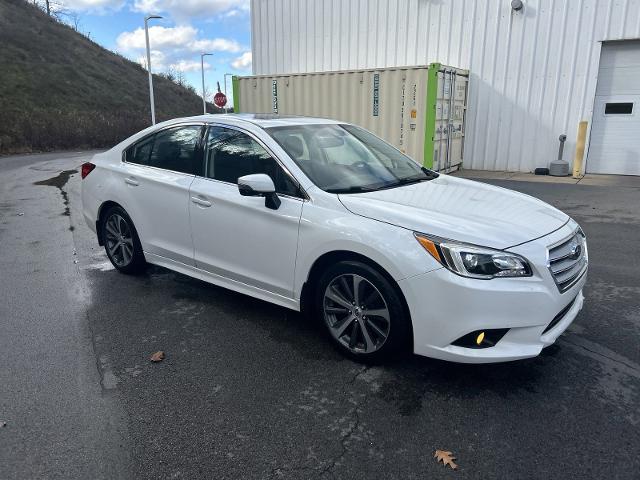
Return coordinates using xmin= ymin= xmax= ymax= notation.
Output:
xmin=0 ymin=0 xmax=215 ymax=153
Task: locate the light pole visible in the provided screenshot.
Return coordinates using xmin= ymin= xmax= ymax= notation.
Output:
xmin=223 ymin=73 xmax=233 ymax=113
xmin=200 ymin=53 xmax=213 ymax=114
xmin=144 ymin=14 xmax=162 ymax=125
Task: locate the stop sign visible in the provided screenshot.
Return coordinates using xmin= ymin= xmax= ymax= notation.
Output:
xmin=214 ymin=92 xmax=227 ymax=108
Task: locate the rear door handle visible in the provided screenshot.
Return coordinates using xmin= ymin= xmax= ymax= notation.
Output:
xmin=124 ymin=177 xmax=139 ymax=186
xmin=191 ymin=196 xmax=212 ymax=208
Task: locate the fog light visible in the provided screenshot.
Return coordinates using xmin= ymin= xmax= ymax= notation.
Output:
xmin=451 ymin=329 xmax=509 ymax=349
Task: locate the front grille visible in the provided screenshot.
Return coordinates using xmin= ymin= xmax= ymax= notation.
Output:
xmin=547 ymin=229 xmax=588 ymax=293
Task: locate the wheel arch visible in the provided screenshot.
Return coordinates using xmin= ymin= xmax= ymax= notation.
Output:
xmin=95 ymin=200 xmax=126 ymax=246
xmin=299 ymin=250 xmax=414 ymax=349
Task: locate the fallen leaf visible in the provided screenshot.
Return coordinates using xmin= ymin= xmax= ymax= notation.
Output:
xmin=434 ymin=449 xmax=458 ymax=470
xmin=150 ymin=351 xmax=165 ymax=362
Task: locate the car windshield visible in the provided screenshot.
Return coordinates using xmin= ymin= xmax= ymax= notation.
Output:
xmin=267 ymin=124 xmax=438 ymax=193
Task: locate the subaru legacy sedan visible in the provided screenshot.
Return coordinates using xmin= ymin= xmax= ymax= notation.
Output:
xmin=81 ymin=114 xmax=587 ymax=363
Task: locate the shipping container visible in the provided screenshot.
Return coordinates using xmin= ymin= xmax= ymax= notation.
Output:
xmin=232 ymin=63 xmax=469 ymax=172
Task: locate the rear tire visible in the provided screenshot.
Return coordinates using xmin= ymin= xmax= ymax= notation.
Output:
xmin=101 ymin=206 xmax=146 ymax=275
xmin=315 ymin=260 xmax=410 ymax=362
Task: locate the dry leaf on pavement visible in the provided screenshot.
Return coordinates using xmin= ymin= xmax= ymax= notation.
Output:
xmin=150 ymin=351 xmax=165 ymax=362
xmin=434 ymin=449 xmax=458 ymax=470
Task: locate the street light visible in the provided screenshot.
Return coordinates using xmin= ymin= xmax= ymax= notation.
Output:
xmin=223 ymin=73 xmax=233 ymax=113
xmin=144 ymin=14 xmax=162 ymax=125
xmin=201 ymin=53 xmax=213 ymax=114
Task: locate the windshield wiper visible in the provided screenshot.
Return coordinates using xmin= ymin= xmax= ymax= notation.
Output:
xmin=326 ymin=172 xmax=437 ymax=194
xmin=326 ymin=185 xmax=378 ymax=194
xmin=376 ymin=175 xmax=435 ymax=190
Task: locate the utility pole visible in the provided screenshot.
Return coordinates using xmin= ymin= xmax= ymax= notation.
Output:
xmin=144 ymin=15 xmax=162 ymax=125
xmin=201 ymin=53 xmax=213 ymax=114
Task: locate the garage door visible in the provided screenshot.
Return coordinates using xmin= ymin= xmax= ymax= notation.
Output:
xmin=587 ymin=40 xmax=640 ymax=175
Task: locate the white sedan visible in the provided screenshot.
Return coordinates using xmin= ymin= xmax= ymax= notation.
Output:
xmin=81 ymin=114 xmax=587 ymax=363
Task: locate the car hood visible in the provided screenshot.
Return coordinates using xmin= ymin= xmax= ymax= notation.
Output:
xmin=338 ymin=175 xmax=569 ymax=249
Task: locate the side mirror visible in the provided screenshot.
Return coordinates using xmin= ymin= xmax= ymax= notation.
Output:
xmin=237 ymin=174 xmax=281 ymax=210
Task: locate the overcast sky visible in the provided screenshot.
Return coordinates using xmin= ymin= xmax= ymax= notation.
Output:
xmin=55 ymin=0 xmax=252 ymax=105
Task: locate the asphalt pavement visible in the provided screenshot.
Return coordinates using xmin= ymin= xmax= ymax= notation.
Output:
xmin=1 ymin=151 xmax=639 ymax=479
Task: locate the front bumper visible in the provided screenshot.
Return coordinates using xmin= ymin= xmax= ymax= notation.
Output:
xmin=399 ymin=221 xmax=587 ymax=363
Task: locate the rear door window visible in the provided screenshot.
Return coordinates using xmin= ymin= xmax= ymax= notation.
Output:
xmin=125 ymin=125 xmax=204 ymax=175
xmin=148 ymin=126 xmax=203 ymax=175
xmin=126 ymin=136 xmax=153 ymax=165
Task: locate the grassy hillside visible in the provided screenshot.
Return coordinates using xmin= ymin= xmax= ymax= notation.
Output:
xmin=0 ymin=0 xmax=220 ymax=153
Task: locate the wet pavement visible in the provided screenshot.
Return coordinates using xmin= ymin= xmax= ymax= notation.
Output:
xmin=1 ymin=152 xmax=639 ymax=479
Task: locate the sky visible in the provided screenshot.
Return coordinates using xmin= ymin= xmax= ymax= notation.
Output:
xmin=51 ymin=0 xmax=253 ymax=107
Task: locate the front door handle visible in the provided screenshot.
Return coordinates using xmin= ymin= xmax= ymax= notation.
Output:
xmin=124 ymin=177 xmax=139 ymax=186
xmin=191 ymin=196 xmax=212 ymax=208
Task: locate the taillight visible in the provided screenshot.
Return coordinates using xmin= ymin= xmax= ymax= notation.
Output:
xmin=81 ymin=162 xmax=96 ymax=179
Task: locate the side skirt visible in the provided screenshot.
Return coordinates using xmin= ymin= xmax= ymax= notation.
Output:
xmin=144 ymin=252 xmax=301 ymax=312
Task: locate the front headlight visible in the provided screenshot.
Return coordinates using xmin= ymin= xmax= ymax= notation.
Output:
xmin=414 ymin=233 xmax=532 ymax=279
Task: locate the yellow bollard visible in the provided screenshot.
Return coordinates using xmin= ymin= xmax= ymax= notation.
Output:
xmin=573 ymin=121 xmax=588 ymax=178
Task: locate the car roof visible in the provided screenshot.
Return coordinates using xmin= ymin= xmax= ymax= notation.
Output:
xmin=167 ymin=113 xmax=343 ymax=129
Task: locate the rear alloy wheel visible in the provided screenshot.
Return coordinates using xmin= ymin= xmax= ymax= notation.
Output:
xmin=316 ymin=261 xmax=410 ymax=361
xmin=102 ymin=206 xmax=146 ymax=274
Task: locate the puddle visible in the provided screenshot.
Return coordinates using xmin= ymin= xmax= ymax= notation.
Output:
xmin=34 ymin=169 xmax=77 ymax=216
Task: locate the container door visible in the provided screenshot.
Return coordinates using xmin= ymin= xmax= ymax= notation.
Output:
xmin=433 ymin=69 xmax=468 ymax=173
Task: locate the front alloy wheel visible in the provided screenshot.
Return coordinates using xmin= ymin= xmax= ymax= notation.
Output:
xmin=316 ymin=261 xmax=410 ymax=361
xmin=323 ymin=274 xmax=391 ymax=354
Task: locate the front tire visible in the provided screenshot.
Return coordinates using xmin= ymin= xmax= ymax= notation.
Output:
xmin=101 ymin=206 xmax=146 ymax=274
xmin=315 ymin=261 xmax=410 ymax=362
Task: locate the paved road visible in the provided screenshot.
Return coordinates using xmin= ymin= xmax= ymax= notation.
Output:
xmin=1 ymin=152 xmax=639 ymax=479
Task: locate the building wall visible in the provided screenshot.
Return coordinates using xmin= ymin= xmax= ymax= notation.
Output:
xmin=251 ymin=0 xmax=640 ymax=172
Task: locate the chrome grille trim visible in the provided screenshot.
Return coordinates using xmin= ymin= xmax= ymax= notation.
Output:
xmin=547 ymin=228 xmax=588 ymax=293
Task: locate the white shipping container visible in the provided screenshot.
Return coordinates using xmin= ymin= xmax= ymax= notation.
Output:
xmin=233 ymin=64 xmax=468 ymax=172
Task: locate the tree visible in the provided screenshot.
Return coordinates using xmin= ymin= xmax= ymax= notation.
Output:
xmin=175 ymin=70 xmax=187 ymax=87
xmin=31 ymin=0 xmax=80 ymax=30
xmin=67 ymin=10 xmax=81 ymax=31
xmin=202 ymin=85 xmax=212 ymax=102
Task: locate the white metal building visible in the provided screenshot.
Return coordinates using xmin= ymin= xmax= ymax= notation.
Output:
xmin=250 ymin=0 xmax=640 ymax=175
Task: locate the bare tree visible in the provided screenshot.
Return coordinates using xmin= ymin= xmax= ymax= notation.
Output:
xmin=175 ymin=70 xmax=187 ymax=87
xmin=32 ymin=0 xmax=81 ymax=29
xmin=68 ymin=11 xmax=81 ymax=31
xmin=162 ymin=67 xmax=177 ymax=83
xmin=48 ymin=1 xmax=74 ymax=23
xmin=202 ymin=86 xmax=213 ymax=102
xmin=160 ymin=67 xmax=190 ymax=89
